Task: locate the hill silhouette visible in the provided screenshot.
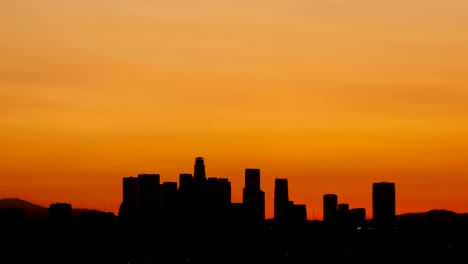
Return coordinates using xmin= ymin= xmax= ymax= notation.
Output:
xmin=397 ymin=209 xmax=468 ymax=224
xmin=0 ymin=198 xmax=105 ymax=219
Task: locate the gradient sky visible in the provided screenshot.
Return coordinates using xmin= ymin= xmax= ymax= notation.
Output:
xmin=1 ymin=0 xmax=467 ymax=220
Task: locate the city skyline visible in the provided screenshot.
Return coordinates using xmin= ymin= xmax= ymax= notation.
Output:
xmin=1 ymin=1 xmax=468 ymax=220
xmin=1 ymin=154 xmax=466 ymax=220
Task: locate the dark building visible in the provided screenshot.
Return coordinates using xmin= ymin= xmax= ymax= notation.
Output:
xmin=217 ymin=178 xmax=232 ymax=206
xmin=274 ymin=178 xmax=289 ymax=224
xmin=137 ymin=174 xmax=161 ymax=219
xmin=178 ymin=173 xmax=194 ymax=222
xmin=349 ymin=208 xmax=367 ymax=229
xmin=323 ymin=194 xmax=338 ymax=224
xmin=48 ymin=203 xmax=72 ymax=223
xmin=179 ymin=173 xmax=194 ymax=193
xmin=243 ymin=168 xmax=265 ymax=225
xmin=194 ymin=157 xmax=207 ymax=183
xmin=337 ymin=203 xmax=350 ymax=229
xmin=161 ymin=182 xmax=178 ymax=224
xmin=161 ymin=182 xmax=178 ymax=208
xmin=372 ymin=182 xmax=396 ymax=231
xmin=338 ymin=203 xmax=349 ymax=221
xmin=228 ymin=203 xmax=248 ymax=228
xmin=290 ymin=203 xmax=307 ymax=225
xmin=118 ymin=176 xmax=138 ymax=221
xmin=205 ymin=177 xmax=231 ymax=224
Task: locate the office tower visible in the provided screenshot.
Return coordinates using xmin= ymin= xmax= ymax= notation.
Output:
xmin=338 ymin=203 xmax=349 ymax=213
xmin=118 ymin=176 xmax=138 ymax=221
xmin=323 ymin=194 xmax=338 ymax=223
xmin=161 ymin=182 xmax=178 ymax=210
xmin=372 ymin=182 xmax=396 ymax=231
xmin=194 ymin=157 xmax=206 ymax=183
xmin=245 ymin=168 xmax=261 ymax=190
xmin=179 ymin=173 xmax=194 ymax=193
xmin=217 ymin=178 xmax=232 ymax=206
xmin=338 ymin=203 xmax=349 ymax=220
xmin=137 ymin=174 xmax=160 ymax=218
xmin=290 ymin=204 xmax=307 ymax=224
xmin=274 ymin=178 xmax=289 ymax=224
xmin=123 ymin=177 xmax=138 ymax=207
xmin=338 ymin=203 xmax=350 ymax=228
xmin=350 ymin=208 xmax=366 ymax=229
xmin=161 ymin=182 xmax=178 ymax=225
xmin=243 ymin=168 xmax=265 ymax=224
xmin=206 ymin=177 xmax=220 ymax=208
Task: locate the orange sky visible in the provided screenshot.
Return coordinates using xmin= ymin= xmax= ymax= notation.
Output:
xmin=1 ymin=0 xmax=467 ymax=220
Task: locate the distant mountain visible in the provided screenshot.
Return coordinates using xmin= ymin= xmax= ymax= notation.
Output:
xmin=0 ymin=198 xmax=45 ymax=209
xmin=397 ymin=209 xmax=468 ymax=224
xmin=0 ymin=198 xmax=103 ymax=219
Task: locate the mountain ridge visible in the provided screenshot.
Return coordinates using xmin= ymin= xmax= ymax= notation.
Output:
xmin=0 ymin=198 xmax=105 ymax=218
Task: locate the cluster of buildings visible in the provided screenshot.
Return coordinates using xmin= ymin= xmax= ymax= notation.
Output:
xmin=117 ymin=157 xmax=397 ymax=231
xmin=118 ymin=157 xmax=307 ymax=228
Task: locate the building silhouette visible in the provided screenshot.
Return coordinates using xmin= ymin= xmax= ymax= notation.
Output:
xmin=137 ymin=174 xmax=161 ymax=220
xmin=194 ymin=157 xmax=207 ymax=183
xmin=323 ymin=194 xmax=338 ymax=224
xmin=118 ymin=176 xmax=138 ymax=222
xmin=372 ymin=182 xmax=396 ymax=231
xmin=274 ymin=178 xmax=290 ymax=225
xmin=349 ymin=208 xmax=366 ymax=229
xmin=160 ymin=181 xmax=178 ymax=225
xmin=243 ymin=168 xmax=265 ymax=225
xmin=289 ymin=203 xmax=307 ymax=225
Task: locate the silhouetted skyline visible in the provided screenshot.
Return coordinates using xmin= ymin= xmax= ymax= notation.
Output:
xmin=2 ymin=156 xmax=468 ymax=263
xmin=114 ymin=157 xmax=396 ymax=224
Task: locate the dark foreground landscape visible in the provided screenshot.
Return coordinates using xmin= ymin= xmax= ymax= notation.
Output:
xmin=1 ymin=204 xmax=468 ymax=264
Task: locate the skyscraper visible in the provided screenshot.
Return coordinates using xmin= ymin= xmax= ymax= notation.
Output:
xmin=243 ymin=168 xmax=265 ymax=224
xmin=194 ymin=157 xmax=206 ymax=183
xmin=274 ymin=178 xmax=289 ymax=224
xmin=123 ymin=176 xmax=138 ymax=205
xmin=137 ymin=173 xmax=160 ymax=219
xmin=179 ymin=173 xmax=194 ymax=193
xmin=372 ymin=182 xmax=396 ymax=231
xmin=118 ymin=176 xmax=138 ymax=221
xmin=323 ymin=194 xmax=338 ymax=223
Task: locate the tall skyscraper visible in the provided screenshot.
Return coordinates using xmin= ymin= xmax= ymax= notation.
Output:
xmin=217 ymin=178 xmax=232 ymax=206
xmin=290 ymin=203 xmax=307 ymax=224
xmin=161 ymin=182 xmax=178 ymax=211
xmin=372 ymin=182 xmax=396 ymax=231
xmin=137 ymin=174 xmax=161 ymax=218
xmin=243 ymin=168 xmax=265 ymax=224
xmin=118 ymin=176 xmax=138 ymax=221
xmin=194 ymin=157 xmax=206 ymax=183
xmin=123 ymin=177 xmax=138 ymax=207
xmin=178 ymin=173 xmax=195 ymax=225
xmin=274 ymin=178 xmax=289 ymax=224
xmin=323 ymin=194 xmax=338 ymax=223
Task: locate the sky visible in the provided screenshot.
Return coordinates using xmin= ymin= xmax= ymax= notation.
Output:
xmin=1 ymin=0 xmax=467 ymax=220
